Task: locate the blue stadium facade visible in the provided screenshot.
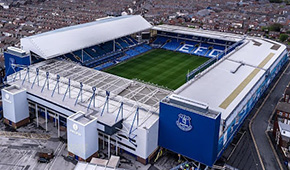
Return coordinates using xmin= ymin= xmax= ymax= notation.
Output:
xmin=159 ymin=99 xmax=221 ymax=166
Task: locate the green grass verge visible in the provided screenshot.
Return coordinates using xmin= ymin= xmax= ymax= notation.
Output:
xmin=105 ymin=49 xmax=209 ymax=90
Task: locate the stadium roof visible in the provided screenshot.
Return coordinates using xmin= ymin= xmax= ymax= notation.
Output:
xmin=153 ymin=24 xmax=243 ymax=42
xmin=21 ymin=15 xmax=152 ymax=60
xmin=7 ymin=59 xmax=171 ymax=133
xmin=175 ymin=37 xmax=287 ymax=128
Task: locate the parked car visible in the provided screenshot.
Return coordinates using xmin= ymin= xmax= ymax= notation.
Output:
xmin=38 ymin=157 xmax=49 ymax=163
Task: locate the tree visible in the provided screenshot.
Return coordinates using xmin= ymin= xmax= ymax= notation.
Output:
xmin=279 ymin=34 xmax=289 ymax=42
xmin=269 ymin=23 xmax=283 ymax=32
xmin=269 ymin=0 xmax=283 ymax=3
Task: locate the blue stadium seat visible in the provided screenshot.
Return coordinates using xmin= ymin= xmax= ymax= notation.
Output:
xmin=207 ymin=50 xmax=222 ymax=57
xmin=143 ymin=44 xmax=152 ymax=50
xmin=122 ymin=37 xmax=134 ymax=46
xmin=116 ymin=39 xmax=129 ymax=49
xmin=84 ymin=45 xmax=105 ymax=58
xmin=154 ymin=36 xmax=227 ymax=58
xmin=64 ymin=53 xmax=80 ymax=62
xmin=84 ymin=49 xmax=98 ymax=58
xmin=61 ymin=33 xmax=233 ymax=69
xmin=84 ymin=51 xmax=123 ymax=68
xmin=177 ymin=41 xmax=199 ymax=53
xmin=94 ymin=61 xmax=114 ymax=70
xmin=153 ymin=36 xmax=167 ymax=45
xmin=101 ymin=41 xmax=114 ymax=53
xmin=214 ymin=45 xmax=226 ymax=50
xmin=127 ymin=36 xmax=138 ymax=44
xmin=117 ymin=44 xmax=151 ymax=62
xmin=93 ymin=45 xmax=106 ymax=56
xmin=72 ymin=50 xmax=92 ymax=62
xmin=115 ymin=43 xmax=122 ymax=50
xmin=163 ymin=38 xmax=181 ymax=51
xmin=119 ymin=55 xmax=132 ymax=62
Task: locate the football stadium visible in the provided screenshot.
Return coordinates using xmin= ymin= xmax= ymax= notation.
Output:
xmin=1 ymin=15 xmax=288 ymax=168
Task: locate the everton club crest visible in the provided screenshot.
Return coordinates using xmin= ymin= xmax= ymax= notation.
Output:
xmin=176 ymin=114 xmax=192 ymax=131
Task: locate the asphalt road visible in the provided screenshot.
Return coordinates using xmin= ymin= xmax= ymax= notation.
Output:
xmin=252 ymin=63 xmax=290 ymax=170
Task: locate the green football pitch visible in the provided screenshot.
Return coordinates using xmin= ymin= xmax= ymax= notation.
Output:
xmin=105 ymin=49 xmax=209 ymax=90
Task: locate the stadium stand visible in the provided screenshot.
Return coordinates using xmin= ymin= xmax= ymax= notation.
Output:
xmin=59 ymin=29 xmax=237 ymax=73
xmin=121 ymin=44 xmax=152 ymax=60
xmin=162 ymin=38 xmax=182 ymax=51
xmin=84 ymin=46 xmax=100 ymax=58
xmin=116 ymin=38 xmax=130 ymax=49
xmin=64 ymin=30 xmax=235 ymax=71
xmin=121 ymin=37 xmax=133 ymax=46
xmin=118 ymin=55 xmax=132 ymax=62
xmin=60 ymin=35 xmax=141 ymax=69
xmin=152 ymin=36 xmax=168 ymax=46
xmin=94 ymin=61 xmax=115 ymax=70
xmin=94 ymin=44 xmax=152 ymax=70
xmin=72 ymin=50 xmax=93 ymax=62
xmin=143 ymin=44 xmax=152 ymax=49
xmin=60 ymin=29 xmax=234 ymax=71
xmin=84 ymin=51 xmax=123 ymax=68
xmin=63 ymin=53 xmax=80 ymax=62
xmin=152 ymin=35 xmax=231 ymax=58
xmin=128 ymin=36 xmax=138 ymax=44
xmin=101 ymin=41 xmax=114 ymax=53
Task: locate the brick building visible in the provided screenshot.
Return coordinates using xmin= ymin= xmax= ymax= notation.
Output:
xmin=273 ymin=83 xmax=290 ymax=163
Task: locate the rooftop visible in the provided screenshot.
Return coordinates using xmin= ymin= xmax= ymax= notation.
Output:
xmin=3 ymin=85 xmax=25 ymax=94
xmin=69 ymin=111 xmax=97 ymax=126
xmin=175 ymin=36 xmax=287 ymax=125
xmin=279 ymin=121 xmax=290 ymax=139
xmin=153 ymin=24 xmax=243 ymax=42
xmin=277 ymin=102 xmax=290 ymax=113
xmin=7 ymin=59 xmax=171 ymax=132
xmin=20 ymin=15 xmax=152 ymax=60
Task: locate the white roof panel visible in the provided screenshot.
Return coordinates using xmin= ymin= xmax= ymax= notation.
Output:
xmin=279 ymin=121 xmax=290 ymax=138
xmin=175 ymin=37 xmax=287 ymax=121
xmin=176 ymin=59 xmax=265 ymax=120
xmin=153 ymin=24 xmax=243 ymax=42
xmin=21 ymin=15 xmax=152 ymax=59
xmin=228 ymin=39 xmax=286 ymax=70
xmin=7 ymin=59 xmax=171 ymax=131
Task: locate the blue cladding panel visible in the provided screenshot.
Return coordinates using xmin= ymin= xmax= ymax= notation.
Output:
xmin=4 ymin=52 xmax=30 ymax=77
xmin=158 ymin=102 xmax=221 ymax=166
xmin=217 ymin=51 xmax=289 ymax=158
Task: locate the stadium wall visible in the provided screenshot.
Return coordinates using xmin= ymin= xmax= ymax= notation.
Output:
xmin=23 ymin=94 xmax=159 ymax=163
xmin=158 ymin=102 xmax=221 ymax=166
xmin=5 ymin=71 xmax=159 ymax=163
xmin=217 ymin=49 xmax=289 ymax=158
xmin=67 ymin=112 xmax=99 ymax=160
xmin=136 ymin=118 xmax=159 ymax=163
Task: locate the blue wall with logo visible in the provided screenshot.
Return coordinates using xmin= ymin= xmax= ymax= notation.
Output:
xmin=4 ymin=52 xmax=30 ymax=77
xmin=158 ymin=102 xmax=221 ymax=166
